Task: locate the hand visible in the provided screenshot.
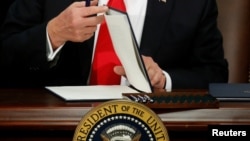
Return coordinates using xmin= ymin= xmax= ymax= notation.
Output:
xmin=114 ymin=55 xmax=166 ymax=89
xmin=47 ymin=0 xmax=108 ymax=49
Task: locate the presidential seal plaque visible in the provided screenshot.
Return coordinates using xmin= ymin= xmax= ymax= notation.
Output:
xmin=73 ymin=100 xmax=169 ymax=141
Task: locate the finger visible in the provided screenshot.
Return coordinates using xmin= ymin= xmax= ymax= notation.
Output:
xmin=67 ymin=27 xmax=95 ymax=42
xmin=142 ymin=56 xmax=153 ymax=70
xmin=152 ymin=70 xmax=166 ymax=89
xmin=80 ymin=15 xmax=105 ymax=27
xmin=147 ymin=64 xmax=163 ymax=86
xmin=114 ymin=66 xmax=126 ymax=76
xmin=73 ymin=0 xmax=98 ymax=7
xmin=73 ymin=1 xmax=86 ymax=8
xmin=151 ymin=71 xmax=163 ymax=86
xmin=147 ymin=67 xmax=154 ymax=80
xmin=81 ymin=6 xmax=108 ymax=17
xmin=148 ymin=68 xmax=160 ymax=86
xmin=73 ymin=22 xmax=97 ymax=33
xmin=90 ymin=0 xmax=98 ymax=6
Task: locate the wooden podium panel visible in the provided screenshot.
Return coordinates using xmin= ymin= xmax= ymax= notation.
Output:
xmin=0 ymin=88 xmax=250 ymax=141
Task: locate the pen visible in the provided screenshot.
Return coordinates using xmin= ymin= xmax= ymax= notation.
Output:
xmin=144 ymin=94 xmax=154 ymax=103
xmin=85 ymin=0 xmax=91 ymax=7
xmin=129 ymin=95 xmax=139 ymax=102
xmin=137 ymin=95 xmax=147 ymax=103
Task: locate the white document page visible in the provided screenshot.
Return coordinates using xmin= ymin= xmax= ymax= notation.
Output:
xmin=105 ymin=9 xmax=152 ymax=93
xmin=46 ymin=85 xmax=139 ymax=101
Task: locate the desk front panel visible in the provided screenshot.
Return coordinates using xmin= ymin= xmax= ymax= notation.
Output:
xmin=0 ymin=88 xmax=250 ymax=141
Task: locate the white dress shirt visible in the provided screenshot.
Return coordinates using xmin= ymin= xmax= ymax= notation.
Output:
xmin=46 ymin=0 xmax=172 ymax=91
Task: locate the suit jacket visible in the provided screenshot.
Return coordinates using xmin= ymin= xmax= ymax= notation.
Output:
xmin=0 ymin=0 xmax=228 ymax=89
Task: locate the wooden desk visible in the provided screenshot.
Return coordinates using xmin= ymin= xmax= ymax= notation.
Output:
xmin=0 ymin=88 xmax=250 ymax=141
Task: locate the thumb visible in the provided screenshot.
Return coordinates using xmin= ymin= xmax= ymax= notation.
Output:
xmin=114 ymin=66 xmax=126 ymax=76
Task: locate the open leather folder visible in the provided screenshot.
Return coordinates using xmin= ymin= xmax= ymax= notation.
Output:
xmin=46 ymin=8 xmax=153 ymax=101
xmin=104 ymin=7 xmax=153 ymax=93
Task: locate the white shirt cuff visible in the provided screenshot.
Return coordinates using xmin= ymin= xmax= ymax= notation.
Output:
xmin=162 ymin=71 xmax=172 ymax=92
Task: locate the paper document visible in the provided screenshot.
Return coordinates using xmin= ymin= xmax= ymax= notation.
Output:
xmin=105 ymin=8 xmax=152 ymax=93
xmin=46 ymin=85 xmax=139 ymax=101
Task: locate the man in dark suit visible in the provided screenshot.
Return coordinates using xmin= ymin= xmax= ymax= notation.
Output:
xmin=0 ymin=0 xmax=228 ymax=90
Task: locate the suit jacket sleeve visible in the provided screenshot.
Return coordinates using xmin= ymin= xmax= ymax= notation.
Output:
xmin=0 ymin=0 xmax=93 ymax=87
xmin=140 ymin=0 xmax=228 ymax=89
xmin=0 ymin=0 xmax=48 ymax=70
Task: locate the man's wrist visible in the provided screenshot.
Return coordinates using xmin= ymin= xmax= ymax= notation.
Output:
xmin=47 ymin=19 xmax=65 ymax=49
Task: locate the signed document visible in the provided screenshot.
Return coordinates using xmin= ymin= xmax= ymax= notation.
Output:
xmin=105 ymin=8 xmax=152 ymax=93
xmin=46 ymin=85 xmax=139 ymax=101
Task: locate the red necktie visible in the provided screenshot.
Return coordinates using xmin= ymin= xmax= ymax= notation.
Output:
xmin=89 ymin=0 xmax=126 ymax=85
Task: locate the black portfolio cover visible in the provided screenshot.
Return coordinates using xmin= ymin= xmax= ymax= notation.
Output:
xmin=209 ymin=83 xmax=250 ymax=101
